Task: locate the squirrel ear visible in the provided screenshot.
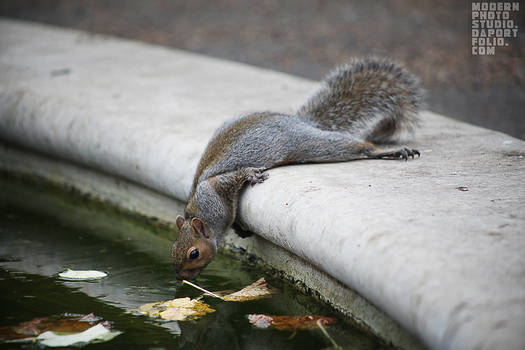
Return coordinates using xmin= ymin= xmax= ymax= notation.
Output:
xmin=176 ymin=215 xmax=185 ymax=230
xmin=191 ymin=217 xmax=211 ymax=239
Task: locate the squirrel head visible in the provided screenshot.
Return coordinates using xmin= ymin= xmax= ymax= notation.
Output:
xmin=171 ymin=215 xmax=217 ymax=280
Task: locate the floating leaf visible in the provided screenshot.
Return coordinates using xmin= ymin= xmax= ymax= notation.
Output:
xmin=158 ymin=307 xmax=198 ymax=321
xmin=159 ymin=298 xmax=215 ymax=321
xmin=137 ymin=301 xmax=162 ymax=315
xmin=58 ymin=269 xmax=107 ymax=281
xmin=0 ymin=314 xmax=120 ymax=346
xmin=136 ymin=297 xmax=215 ymax=321
xmin=0 ymin=314 xmax=101 ymax=341
xmin=221 ymin=278 xmax=275 ymax=301
xmin=36 ymin=323 xmax=121 ymax=347
xmin=136 ymin=278 xmax=273 ymax=322
xmin=247 ymin=314 xmax=337 ymax=331
xmin=183 ymin=277 xmax=275 ymax=302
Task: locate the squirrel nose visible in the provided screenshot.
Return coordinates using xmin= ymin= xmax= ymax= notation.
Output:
xmin=176 ymin=269 xmax=192 ymax=281
xmin=176 ymin=268 xmax=201 ymax=281
xmin=175 ymin=270 xmax=186 ymax=281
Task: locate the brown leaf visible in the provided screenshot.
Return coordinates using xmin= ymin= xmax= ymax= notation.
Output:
xmin=247 ymin=314 xmax=337 ymax=331
xmin=182 ymin=278 xmax=276 ymax=302
xmin=0 ymin=314 xmax=102 ymax=340
xmin=221 ymin=278 xmax=275 ymax=302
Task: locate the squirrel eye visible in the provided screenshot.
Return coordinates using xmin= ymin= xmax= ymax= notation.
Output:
xmin=189 ymin=249 xmax=199 ymax=260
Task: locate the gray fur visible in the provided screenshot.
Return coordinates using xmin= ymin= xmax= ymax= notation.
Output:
xmin=297 ymin=57 xmax=423 ymax=143
xmin=172 ymin=57 xmax=424 ymax=279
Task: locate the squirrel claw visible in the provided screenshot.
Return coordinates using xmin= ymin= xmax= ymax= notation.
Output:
xmin=405 ymin=148 xmax=420 ymax=159
xmin=375 ymin=147 xmax=420 ymax=161
xmin=399 ymin=147 xmax=420 ymax=160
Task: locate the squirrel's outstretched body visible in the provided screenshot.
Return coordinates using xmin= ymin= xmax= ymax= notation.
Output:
xmin=171 ymin=57 xmax=423 ymax=280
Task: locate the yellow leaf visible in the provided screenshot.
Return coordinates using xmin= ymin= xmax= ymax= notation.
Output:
xmin=136 ymin=297 xmax=215 ymax=321
xmin=138 ymin=302 xmax=162 ymax=314
xmin=159 ymin=308 xmax=197 ymax=321
xmin=160 ymin=297 xmax=195 ymax=308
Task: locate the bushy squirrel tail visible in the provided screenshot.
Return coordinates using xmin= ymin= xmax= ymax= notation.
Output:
xmin=297 ymin=57 xmax=424 ymax=143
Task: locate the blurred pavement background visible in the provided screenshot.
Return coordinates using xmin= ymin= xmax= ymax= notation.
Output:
xmin=1 ymin=0 xmax=523 ymax=139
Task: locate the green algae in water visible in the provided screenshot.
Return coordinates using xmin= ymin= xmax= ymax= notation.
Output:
xmin=0 ymin=177 xmax=392 ymax=349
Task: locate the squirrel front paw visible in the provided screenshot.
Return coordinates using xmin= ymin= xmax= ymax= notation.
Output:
xmin=245 ymin=167 xmax=269 ymax=186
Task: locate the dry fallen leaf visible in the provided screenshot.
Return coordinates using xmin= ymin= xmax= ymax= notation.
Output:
xmin=159 ymin=307 xmax=198 ymax=321
xmin=36 ymin=323 xmax=121 ymax=347
xmin=136 ymin=297 xmax=215 ymax=321
xmin=183 ymin=278 xmax=275 ymax=302
xmin=0 ymin=314 xmax=102 ymax=340
xmin=138 ymin=301 xmax=162 ymax=315
xmin=162 ymin=297 xmax=199 ymax=308
xmin=221 ymin=278 xmax=275 ymax=301
xmin=137 ymin=278 xmax=274 ymax=322
xmin=247 ymin=314 xmax=337 ymax=331
xmin=0 ymin=314 xmax=119 ymax=346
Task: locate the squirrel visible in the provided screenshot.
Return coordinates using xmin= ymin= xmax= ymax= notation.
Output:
xmin=171 ymin=57 xmax=423 ymax=280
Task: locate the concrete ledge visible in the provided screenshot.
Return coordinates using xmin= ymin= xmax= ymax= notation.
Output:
xmin=1 ymin=19 xmax=524 ymax=350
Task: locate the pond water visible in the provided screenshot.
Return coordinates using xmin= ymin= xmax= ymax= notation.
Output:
xmin=0 ymin=177 xmax=391 ymax=349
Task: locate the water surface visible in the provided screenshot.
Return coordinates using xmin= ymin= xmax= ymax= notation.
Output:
xmin=0 ymin=177 xmax=389 ymax=349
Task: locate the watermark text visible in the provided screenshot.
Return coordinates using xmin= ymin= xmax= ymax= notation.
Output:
xmin=471 ymin=2 xmax=520 ymax=55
